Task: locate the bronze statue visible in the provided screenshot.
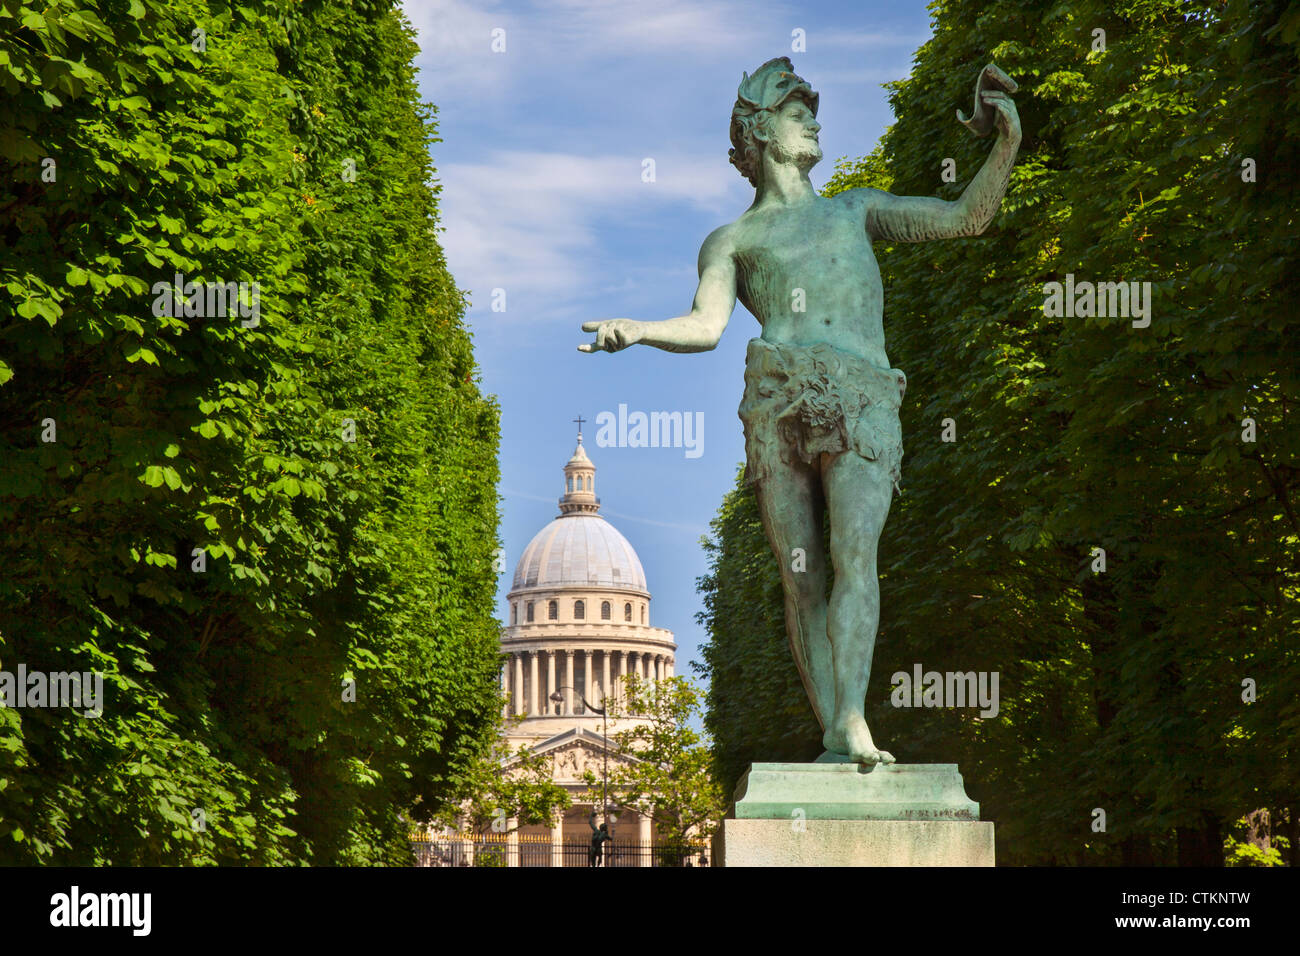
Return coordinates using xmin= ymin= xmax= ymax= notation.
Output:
xmin=581 ymin=58 xmax=1019 ymax=765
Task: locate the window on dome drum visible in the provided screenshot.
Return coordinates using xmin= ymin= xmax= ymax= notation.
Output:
xmin=574 ymin=600 xmax=585 ymax=620
xmin=548 ymin=600 xmax=558 ymax=620
xmin=601 ymin=601 xmax=611 ymax=620
xmin=510 ymin=603 xmax=517 ymax=625
xmin=526 ymin=602 xmax=534 ymax=623
xmin=641 ymin=605 xmax=647 ymax=624
xmin=624 ymin=603 xmax=632 ymax=622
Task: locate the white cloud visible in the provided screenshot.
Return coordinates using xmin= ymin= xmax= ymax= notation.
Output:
xmin=535 ymin=0 xmax=770 ymax=53
xmin=401 ymin=0 xmax=778 ymax=101
xmin=440 ymin=150 xmax=741 ymax=319
xmin=401 ymin=0 xmax=516 ymax=101
xmin=810 ymin=67 xmax=916 ymax=87
xmin=811 ymin=30 xmax=931 ymax=49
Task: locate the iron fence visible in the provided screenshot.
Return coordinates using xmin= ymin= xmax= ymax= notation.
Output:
xmin=412 ymin=834 xmax=711 ymax=867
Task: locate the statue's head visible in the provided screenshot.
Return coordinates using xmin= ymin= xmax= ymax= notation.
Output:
xmin=729 ymin=57 xmax=821 ymax=187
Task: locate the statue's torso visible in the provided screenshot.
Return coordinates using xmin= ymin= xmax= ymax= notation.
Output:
xmin=729 ymin=193 xmax=890 ymax=369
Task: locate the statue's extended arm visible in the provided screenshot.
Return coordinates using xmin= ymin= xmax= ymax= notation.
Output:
xmin=579 ymin=227 xmax=736 ymax=355
xmin=862 ymin=90 xmax=1021 ymax=243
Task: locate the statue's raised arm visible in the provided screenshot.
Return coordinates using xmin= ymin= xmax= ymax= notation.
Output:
xmin=858 ymin=63 xmax=1021 ymax=243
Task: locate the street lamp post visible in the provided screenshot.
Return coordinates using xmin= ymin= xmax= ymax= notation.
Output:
xmin=550 ymin=684 xmax=609 ymax=831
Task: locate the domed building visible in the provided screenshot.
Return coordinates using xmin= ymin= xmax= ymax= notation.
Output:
xmin=497 ymin=428 xmax=676 ymax=864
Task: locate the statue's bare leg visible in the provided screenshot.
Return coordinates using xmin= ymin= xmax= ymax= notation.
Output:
xmin=753 ymin=460 xmax=835 ymax=733
xmin=822 ymin=451 xmax=895 ymax=766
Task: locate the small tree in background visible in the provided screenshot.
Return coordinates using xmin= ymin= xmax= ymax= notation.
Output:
xmin=432 ymin=708 xmax=572 ymax=842
xmin=585 ymin=674 xmax=725 ymax=865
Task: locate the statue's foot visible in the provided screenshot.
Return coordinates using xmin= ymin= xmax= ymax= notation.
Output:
xmin=848 ymin=746 xmax=895 ymax=767
xmin=822 ymin=726 xmax=848 ymax=755
xmin=840 ymin=715 xmax=895 ymax=767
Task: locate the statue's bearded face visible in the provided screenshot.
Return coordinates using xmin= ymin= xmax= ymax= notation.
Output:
xmin=765 ymin=96 xmax=822 ymax=172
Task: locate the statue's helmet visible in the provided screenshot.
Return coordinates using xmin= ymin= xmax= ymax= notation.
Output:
xmin=729 ymin=57 xmax=819 ymax=186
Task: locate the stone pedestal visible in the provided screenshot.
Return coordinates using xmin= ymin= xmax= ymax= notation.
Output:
xmin=714 ymin=762 xmax=994 ymax=867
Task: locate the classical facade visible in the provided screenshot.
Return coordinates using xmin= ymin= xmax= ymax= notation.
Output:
xmin=496 ymin=431 xmax=676 ymax=862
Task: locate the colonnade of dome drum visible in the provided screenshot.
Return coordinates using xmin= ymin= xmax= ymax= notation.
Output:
xmin=501 ymin=647 xmax=674 ymax=717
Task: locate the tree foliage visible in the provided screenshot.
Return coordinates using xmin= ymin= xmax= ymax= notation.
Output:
xmin=587 ymin=674 xmax=726 ymax=851
xmin=698 ymin=0 xmax=1298 ymax=865
xmin=431 ymin=710 xmax=572 ymax=838
xmin=0 ymin=0 xmax=502 ymax=864
xmin=694 ymin=468 xmax=823 ymax=799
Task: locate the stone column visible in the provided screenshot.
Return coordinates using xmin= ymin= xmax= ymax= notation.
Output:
xmin=528 ymin=651 xmax=539 ymax=716
xmin=601 ymin=650 xmax=611 ymax=708
xmin=582 ymin=649 xmax=593 ymax=713
xmin=501 ymin=661 xmax=509 ymax=718
xmin=564 ymin=649 xmax=574 ymax=716
xmin=546 ymin=650 xmax=557 ymax=715
xmin=550 ymin=813 xmax=564 ymax=869
xmin=513 ymin=654 xmax=524 ymax=717
xmin=639 ymin=812 xmax=652 ymax=867
xmin=654 ymin=655 xmax=662 ymax=683
xmin=616 ymin=651 xmax=627 ymax=708
xmin=506 ymin=817 xmax=519 ymax=868
xmin=624 ymin=652 xmax=635 ymax=712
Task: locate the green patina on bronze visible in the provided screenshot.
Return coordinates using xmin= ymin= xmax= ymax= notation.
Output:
xmin=581 ymin=58 xmax=1020 ymax=766
xmin=730 ymin=762 xmax=980 ymax=821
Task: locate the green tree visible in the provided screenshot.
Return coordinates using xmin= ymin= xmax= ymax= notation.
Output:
xmin=432 ymin=709 xmax=572 ymax=838
xmin=1 ymin=0 xmax=502 ymax=865
xmin=694 ymin=467 xmax=821 ymax=800
xmin=587 ymin=674 xmax=725 ymax=863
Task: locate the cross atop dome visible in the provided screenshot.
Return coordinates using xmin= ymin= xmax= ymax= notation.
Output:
xmin=561 ymin=423 xmax=598 ymax=515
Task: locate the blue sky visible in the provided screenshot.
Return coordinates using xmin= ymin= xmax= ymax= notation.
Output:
xmin=401 ymin=0 xmax=935 ymax=681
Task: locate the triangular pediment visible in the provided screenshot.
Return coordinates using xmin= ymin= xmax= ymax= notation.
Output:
xmin=505 ymin=727 xmax=641 ymax=782
xmin=527 ymin=727 xmax=610 ymax=755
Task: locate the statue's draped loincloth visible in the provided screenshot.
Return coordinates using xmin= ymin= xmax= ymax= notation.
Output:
xmin=737 ymin=337 xmax=907 ymax=493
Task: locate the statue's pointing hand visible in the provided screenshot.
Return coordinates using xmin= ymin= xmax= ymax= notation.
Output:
xmin=579 ymin=319 xmax=643 ymax=353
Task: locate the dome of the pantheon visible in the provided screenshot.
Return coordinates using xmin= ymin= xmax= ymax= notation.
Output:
xmin=512 ymin=515 xmax=647 ymax=594
xmin=510 ymin=439 xmax=648 ymax=596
